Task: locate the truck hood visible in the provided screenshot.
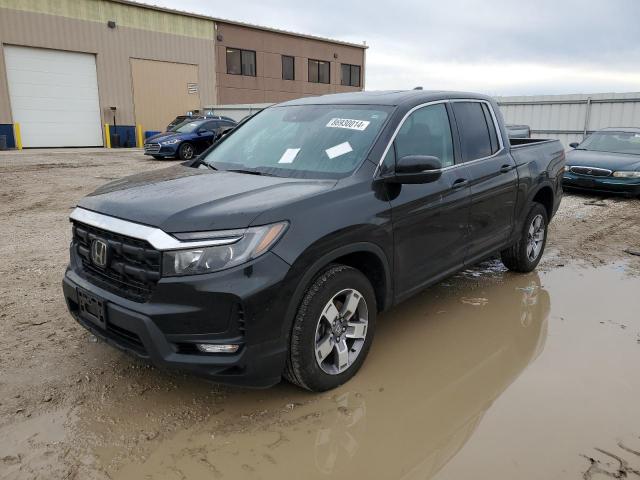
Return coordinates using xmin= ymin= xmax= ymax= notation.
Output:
xmin=566 ymin=149 xmax=640 ymax=171
xmin=78 ymin=165 xmax=336 ymax=232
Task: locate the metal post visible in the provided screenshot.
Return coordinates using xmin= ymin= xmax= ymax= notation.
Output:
xmin=104 ymin=124 xmax=111 ymax=148
xmin=583 ymin=97 xmax=592 ymax=139
xmin=136 ymin=125 xmax=144 ymax=148
xmin=13 ymin=122 xmax=22 ymax=150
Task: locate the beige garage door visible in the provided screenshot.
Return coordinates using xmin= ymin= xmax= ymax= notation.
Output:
xmin=131 ymin=59 xmax=200 ymax=132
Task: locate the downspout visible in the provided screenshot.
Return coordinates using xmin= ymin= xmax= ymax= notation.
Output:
xmin=362 ymin=41 xmax=367 ymax=91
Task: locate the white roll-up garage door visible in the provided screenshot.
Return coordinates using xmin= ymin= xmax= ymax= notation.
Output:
xmin=4 ymin=45 xmax=103 ymax=147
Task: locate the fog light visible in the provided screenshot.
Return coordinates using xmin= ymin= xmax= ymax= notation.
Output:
xmin=196 ymin=343 xmax=239 ymax=354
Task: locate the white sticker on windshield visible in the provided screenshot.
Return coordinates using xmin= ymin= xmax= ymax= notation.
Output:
xmin=326 ymin=118 xmax=370 ymax=131
xmin=325 ymin=142 xmax=353 ymax=159
xmin=278 ymin=148 xmax=300 ymax=164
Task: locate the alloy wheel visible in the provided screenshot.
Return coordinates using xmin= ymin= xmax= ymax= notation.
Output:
xmin=181 ymin=143 xmax=194 ymax=159
xmin=314 ymin=288 xmax=369 ymax=375
xmin=527 ymin=214 xmax=545 ymax=261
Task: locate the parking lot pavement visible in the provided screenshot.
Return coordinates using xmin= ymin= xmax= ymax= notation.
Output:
xmin=1 ymin=149 xmax=640 ymax=480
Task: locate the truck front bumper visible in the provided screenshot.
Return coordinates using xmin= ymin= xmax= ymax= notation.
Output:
xmin=62 ymin=252 xmax=292 ymax=388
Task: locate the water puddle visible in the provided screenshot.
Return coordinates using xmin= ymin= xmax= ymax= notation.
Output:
xmin=0 ymin=405 xmax=77 ymax=478
xmin=78 ymin=263 xmax=640 ymax=479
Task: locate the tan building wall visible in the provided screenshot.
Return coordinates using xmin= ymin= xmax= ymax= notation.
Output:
xmin=0 ymin=3 xmax=216 ymax=126
xmin=0 ymin=0 xmax=367 ymax=142
xmin=215 ymin=22 xmax=366 ymax=105
xmin=130 ymin=59 xmax=200 ymax=132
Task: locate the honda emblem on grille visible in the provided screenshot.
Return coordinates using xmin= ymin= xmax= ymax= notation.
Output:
xmin=91 ymin=239 xmax=108 ymax=268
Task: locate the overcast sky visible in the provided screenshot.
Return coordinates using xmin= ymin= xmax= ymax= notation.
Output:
xmin=148 ymin=0 xmax=640 ymax=96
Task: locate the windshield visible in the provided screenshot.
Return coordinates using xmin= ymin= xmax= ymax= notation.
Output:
xmin=578 ymin=131 xmax=640 ymax=155
xmin=201 ymin=104 xmax=392 ymax=179
xmin=174 ymin=121 xmax=202 ymax=134
xmin=168 ymin=119 xmax=189 ymax=131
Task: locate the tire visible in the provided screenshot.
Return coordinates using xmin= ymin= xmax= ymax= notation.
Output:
xmin=501 ymin=203 xmax=548 ymax=273
xmin=284 ymin=265 xmax=377 ymax=392
xmin=177 ymin=142 xmax=195 ymax=160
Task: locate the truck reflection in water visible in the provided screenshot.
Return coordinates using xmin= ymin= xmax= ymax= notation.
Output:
xmin=309 ymin=270 xmax=549 ymax=479
xmin=99 ymin=267 xmax=550 ymax=480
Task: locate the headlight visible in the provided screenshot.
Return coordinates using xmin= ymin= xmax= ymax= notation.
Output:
xmin=564 ymin=165 xmax=572 ymax=172
xmin=161 ymin=139 xmax=180 ymax=145
xmin=612 ymin=171 xmax=640 ymax=178
xmin=162 ymin=222 xmax=288 ymax=276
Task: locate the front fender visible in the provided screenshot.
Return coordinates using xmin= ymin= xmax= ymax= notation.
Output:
xmin=276 ymin=239 xmax=392 ymax=342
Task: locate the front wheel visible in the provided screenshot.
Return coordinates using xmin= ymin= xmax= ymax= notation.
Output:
xmin=501 ymin=203 xmax=548 ymax=273
xmin=178 ymin=142 xmax=195 ymax=160
xmin=284 ymin=265 xmax=377 ymax=392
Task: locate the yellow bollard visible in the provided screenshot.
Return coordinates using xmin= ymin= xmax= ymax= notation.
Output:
xmin=136 ymin=124 xmax=144 ymax=148
xmin=104 ymin=124 xmax=111 ymax=148
xmin=13 ymin=122 xmax=22 ymax=150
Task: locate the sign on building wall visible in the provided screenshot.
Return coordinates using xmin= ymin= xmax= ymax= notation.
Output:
xmin=187 ymin=83 xmax=199 ymax=95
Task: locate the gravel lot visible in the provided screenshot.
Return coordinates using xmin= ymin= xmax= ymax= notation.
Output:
xmin=1 ymin=149 xmax=639 ymax=480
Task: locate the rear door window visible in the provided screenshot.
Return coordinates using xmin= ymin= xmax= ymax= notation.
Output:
xmin=481 ymin=103 xmax=500 ymax=154
xmin=452 ymin=102 xmax=496 ymax=161
xmin=202 ymin=121 xmax=218 ymax=132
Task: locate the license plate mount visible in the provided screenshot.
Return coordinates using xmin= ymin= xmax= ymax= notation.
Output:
xmin=77 ymin=288 xmax=107 ymax=329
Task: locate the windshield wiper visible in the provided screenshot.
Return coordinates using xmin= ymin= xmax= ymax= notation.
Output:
xmin=225 ymin=168 xmax=274 ymax=176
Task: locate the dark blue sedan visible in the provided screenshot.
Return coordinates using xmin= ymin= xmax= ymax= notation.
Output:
xmin=144 ymin=118 xmax=236 ymax=160
xmin=563 ymin=128 xmax=640 ymax=197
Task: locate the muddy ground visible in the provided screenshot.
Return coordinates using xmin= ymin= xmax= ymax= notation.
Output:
xmin=1 ymin=149 xmax=639 ymax=480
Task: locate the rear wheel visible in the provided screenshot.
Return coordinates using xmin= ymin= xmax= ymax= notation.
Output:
xmin=178 ymin=142 xmax=195 ymax=160
xmin=284 ymin=265 xmax=376 ymax=392
xmin=501 ymin=203 xmax=548 ymax=273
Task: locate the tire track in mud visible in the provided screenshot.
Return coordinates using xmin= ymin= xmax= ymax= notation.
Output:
xmin=582 ymin=440 xmax=640 ymax=479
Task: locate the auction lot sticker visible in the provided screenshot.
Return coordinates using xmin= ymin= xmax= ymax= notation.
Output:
xmin=326 ymin=118 xmax=370 ymax=131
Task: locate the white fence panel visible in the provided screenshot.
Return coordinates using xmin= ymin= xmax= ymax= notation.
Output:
xmin=496 ymin=92 xmax=640 ymax=148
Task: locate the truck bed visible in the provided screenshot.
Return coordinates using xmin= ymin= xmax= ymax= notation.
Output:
xmin=510 ymin=137 xmax=556 ymax=147
xmin=509 ymin=137 xmax=564 ymax=168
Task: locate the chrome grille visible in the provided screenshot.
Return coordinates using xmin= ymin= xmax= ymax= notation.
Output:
xmin=569 ymin=166 xmax=612 ymax=177
xmin=144 ymin=143 xmax=161 ymax=154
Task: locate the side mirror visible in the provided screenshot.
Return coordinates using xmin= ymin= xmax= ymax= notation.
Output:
xmin=569 ymin=142 xmax=579 ymax=148
xmin=217 ymin=128 xmax=233 ymax=139
xmin=384 ymin=155 xmax=442 ymax=184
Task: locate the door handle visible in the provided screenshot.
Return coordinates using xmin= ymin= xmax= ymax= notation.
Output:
xmin=499 ymin=164 xmax=515 ymax=173
xmin=452 ymin=178 xmax=469 ymax=189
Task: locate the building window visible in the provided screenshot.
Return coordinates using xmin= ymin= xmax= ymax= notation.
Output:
xmin=308 ymin=59 xmax=330 ymax=84
xmin=341 ymin=63 xmax=361 ymax=87
xmin=226 ymin=48 xmax=256 ymax=76
xmin=282 ymin=55 xmax=295 ymax=80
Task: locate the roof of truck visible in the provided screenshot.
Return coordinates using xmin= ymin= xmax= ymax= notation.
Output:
xmin=279 ymin=90 xmax=495 ymax=107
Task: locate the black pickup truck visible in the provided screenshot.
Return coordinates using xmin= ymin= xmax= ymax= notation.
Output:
xmin=62 ymin=90 xmax=564 ymax=391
